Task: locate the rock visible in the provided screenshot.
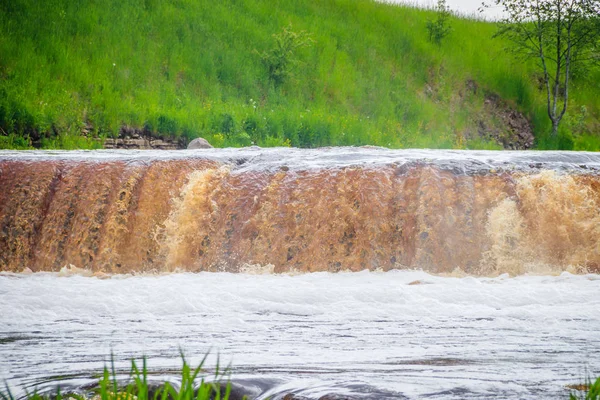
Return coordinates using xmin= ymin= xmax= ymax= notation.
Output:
xmin=187 ymin=137 xmax=213 ymax=149
xmin=282 ymin=394 xmax=311 ymax=400
xmin=128 ymin=138 xmax=149 ymax=148
xmin=475 ymin=91 xmax=535 ymax=150
xmin=100 ymin=125 xmax=185 ymax=149
xmin=216 ymin=382 xmax=261 ymax=400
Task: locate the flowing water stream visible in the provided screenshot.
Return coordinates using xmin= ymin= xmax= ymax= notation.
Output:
xmin=1 ymin=148 xmax=599 ymax=399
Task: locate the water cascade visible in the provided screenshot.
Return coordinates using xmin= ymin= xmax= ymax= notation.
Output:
xmin=1 ymin=148 xmax=599 ymax=275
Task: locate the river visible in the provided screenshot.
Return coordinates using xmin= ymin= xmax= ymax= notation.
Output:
xmin=1 ymin=148 xmax=599 ymax=399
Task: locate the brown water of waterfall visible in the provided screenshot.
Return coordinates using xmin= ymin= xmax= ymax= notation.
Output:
xmin=1 ymin=148 xmax=599 ymax=275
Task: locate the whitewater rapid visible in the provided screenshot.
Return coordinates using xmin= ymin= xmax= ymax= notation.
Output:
xmin=1 ymin=270 xmax=599 ymax=399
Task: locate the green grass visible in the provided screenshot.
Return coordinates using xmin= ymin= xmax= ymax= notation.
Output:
xmin=570 ymin=377 xmax=600 ymax=400
xmin=0 ymin=355 xmax=237 ymax=400
xmin=0 ymin=0 xmax=599 ymax=150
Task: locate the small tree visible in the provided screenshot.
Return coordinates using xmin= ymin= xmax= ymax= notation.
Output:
xmin=426 ymin=0 xmax=453 ymax=46
xmin=259 ymin=25 xmax=313 ymax=87
xmin=485 ymin=0 xmax=600 ymax=136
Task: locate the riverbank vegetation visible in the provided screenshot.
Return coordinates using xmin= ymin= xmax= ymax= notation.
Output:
xmin=1 ymin=0 xmax=599 ymax=150
xmin=0 ymin=356 xmax=236 ymax=400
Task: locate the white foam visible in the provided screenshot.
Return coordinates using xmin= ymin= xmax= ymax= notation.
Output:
xmin=0 ymin=270 xmax=599 ymax=398
xmin=2 ymin=147 xmax=600 ymax=174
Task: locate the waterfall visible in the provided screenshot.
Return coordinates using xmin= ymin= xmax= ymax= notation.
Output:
xmin=1 ymin=148 xmax=599 ymax=275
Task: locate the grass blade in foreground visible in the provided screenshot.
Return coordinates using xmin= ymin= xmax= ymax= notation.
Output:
xmin=1 ymin=356 xmax=238 ymax=400
xmin=570 ymin=377 xmax=600 ymax=400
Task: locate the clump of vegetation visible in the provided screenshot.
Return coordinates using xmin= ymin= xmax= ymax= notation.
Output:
xmin=426 ymin=0 xmax=453 ymax=46
xmin=258 ymin=25 xmax=314 ymax=87
xmin=570 ymin=376 xmax=600 ymax=400
xmin=0 ymin=355 xmax=237 ymax=400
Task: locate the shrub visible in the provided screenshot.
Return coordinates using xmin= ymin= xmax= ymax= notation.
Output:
xmin=426 ymin=0 xmax=452 ymax=46
xmin=258 ymin=25 xmax=313 ymax=87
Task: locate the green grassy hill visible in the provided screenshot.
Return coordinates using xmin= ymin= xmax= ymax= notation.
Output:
xmin=1 ymin=0 xmax=599 ymax=150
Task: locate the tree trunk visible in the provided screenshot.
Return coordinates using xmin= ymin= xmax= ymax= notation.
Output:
xmin=552 ymin=119 xmax=559 ymax=137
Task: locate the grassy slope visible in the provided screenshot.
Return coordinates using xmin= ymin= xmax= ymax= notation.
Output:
xmin=0 ymin=0 xmax=599 ymax=150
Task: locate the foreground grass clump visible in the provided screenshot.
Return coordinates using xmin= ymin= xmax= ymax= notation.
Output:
xmin=1 ymin=0 xmax=598 ymax=150
xmin=570 ymin=377 xmax=600 ymax=400
xmin=0 ymin=356 xmax=237 ymax=400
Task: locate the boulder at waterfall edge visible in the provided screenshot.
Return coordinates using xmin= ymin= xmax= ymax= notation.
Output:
xmin=187 ymin=137 xmax=213 ymax=149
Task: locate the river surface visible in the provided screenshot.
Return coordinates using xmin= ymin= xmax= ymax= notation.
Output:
xmin=1 ymin=270 xmax=599 ymax=399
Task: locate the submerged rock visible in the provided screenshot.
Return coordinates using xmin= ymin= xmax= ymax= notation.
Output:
xmin=281 ymin=394 xmax=360 ymax=400
xmin=187 ymin=137 xmax=213 ymax=149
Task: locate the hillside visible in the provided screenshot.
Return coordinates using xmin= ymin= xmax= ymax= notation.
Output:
xmin=1 ymin=0 xmax=599 ymax=150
